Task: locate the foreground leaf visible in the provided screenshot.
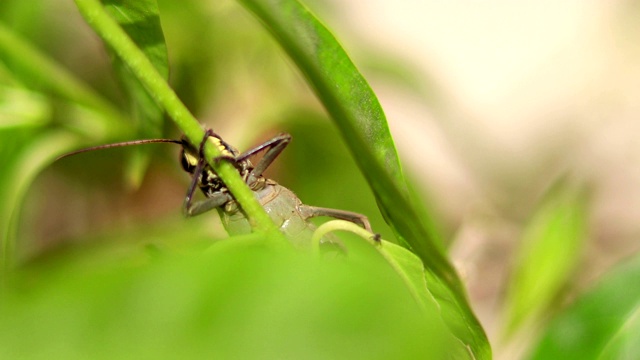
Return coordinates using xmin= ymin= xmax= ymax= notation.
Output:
xmin=1 ymin=238 xmax=448 ymax=359
xmin=311 ymin=217 xmax=477 ymax=359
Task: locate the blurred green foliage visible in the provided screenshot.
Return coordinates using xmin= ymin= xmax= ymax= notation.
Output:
xmin=3 ymin=0 xmax=637 ymax=359
xmin=1 ymin=236 xmax=450 ymax=359
xmin=0 ymin=0 xmax=488 ymax=358
xmin=529 ymin=254 xmax=640 ymax=359
xmin=503 ymin=181 xmax=590 ymax=337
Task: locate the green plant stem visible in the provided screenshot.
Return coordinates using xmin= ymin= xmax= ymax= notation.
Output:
xmin=72 ymin=0 xmax=280 ymax=235
xmin=310 ymin=219 xmax=377 ymax=253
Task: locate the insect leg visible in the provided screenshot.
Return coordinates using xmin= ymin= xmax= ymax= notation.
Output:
xmin=181 ymin=153 xmax=233 ymax=217
xmin=184 ymin=191 xmax=233 ymax=217
xmin=236 ymin=133 xmax=292 ymax=179
xmin=298 ymin=205 xmax=373 ymax=233
xmin=182 ymin=130 xmax=234 ymax=217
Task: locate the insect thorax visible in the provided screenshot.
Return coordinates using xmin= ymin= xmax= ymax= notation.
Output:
xmin=179 ymin=133 xmax=257 ymax=198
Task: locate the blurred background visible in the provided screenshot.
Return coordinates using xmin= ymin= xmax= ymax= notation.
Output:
xmin=2 ymin=0 xmax=640 ymax=358
xmin=323 ymin=1 xmax=640 ymax=356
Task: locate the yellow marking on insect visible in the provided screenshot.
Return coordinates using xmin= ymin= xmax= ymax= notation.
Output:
xmin=184 ymin=152 xmax=199 ymax=167
xmin=208 ymin=136 xmax=234 ymax=157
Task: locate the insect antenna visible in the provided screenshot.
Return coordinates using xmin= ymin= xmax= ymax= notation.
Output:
xmin=57 ymin=139 xmax=184 ymax=160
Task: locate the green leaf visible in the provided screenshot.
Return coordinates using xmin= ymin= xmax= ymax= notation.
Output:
xmin=1 ymin=238 xmax=450 ymax=359
xmin=236 ymin=0 xmax=490 ymax=357
xmin=102 ymin=0 xmax=169 ymax=188
xmin=237 ymin=0 xmax=406 ymax=193
xmin=599 ymin=307 xmax=640 ymax=360
xmin=102 ymin=0 xmax=168 ymax=82
xmin=377 ymin=240 xmax=474 ymax=359
xmin=0 ymin=0 xmax=46 ymax=37
xmin=311 ymin=219 xmax=472 ymax=358
xmin=0 ymin=85 xmax=50 ymax=129
xmin=503 ymin=182 xmax=590 ymax=336
xmin=0 ymin=21 xmax=127 ymax=138
xmin=529 ymin=254 xmax=640 ymax=359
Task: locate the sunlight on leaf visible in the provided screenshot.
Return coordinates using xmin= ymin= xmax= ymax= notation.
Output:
xmin=0 ymin=85 xmax=49 ymax=129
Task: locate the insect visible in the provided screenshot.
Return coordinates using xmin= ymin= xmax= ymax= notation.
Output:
xmin=59 ymin=129 xmax=374 ymax=249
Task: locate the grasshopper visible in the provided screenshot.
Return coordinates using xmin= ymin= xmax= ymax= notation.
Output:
xmin=60 ymin=129 xmax=373 ymax=249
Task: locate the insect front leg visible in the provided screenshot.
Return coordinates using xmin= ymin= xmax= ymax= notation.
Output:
xmin=181 ymin=156 xmax=232 ymax=217
xmin=182 ymin=130 xmax=234 ymax=217
xmin=183 ymin=191 xmax=233 ymax=217
xmin=298 ymin=205 xmax=373 ymax=233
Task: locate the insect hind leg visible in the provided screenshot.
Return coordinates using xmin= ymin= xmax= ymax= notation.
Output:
xmin=298 ymin=205 xmax=373 ymax=233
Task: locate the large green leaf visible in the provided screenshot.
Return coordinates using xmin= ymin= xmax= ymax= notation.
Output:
xmin=528 ymin=254 xmax=640 ymax=359
xmin=1 ymin=237 xmax=449 ymax=359
xmin=237 ymin=0 xmax=406 ymax=193
xmin=236 ymin=0 xmax=490 ymax=357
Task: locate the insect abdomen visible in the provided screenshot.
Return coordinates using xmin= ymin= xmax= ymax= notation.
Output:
xmin=221 ymin=183 xmax=341 ymax=250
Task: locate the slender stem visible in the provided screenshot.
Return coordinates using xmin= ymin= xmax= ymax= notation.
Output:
xmin=72 ymin=0 xmax=279 ymax=234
